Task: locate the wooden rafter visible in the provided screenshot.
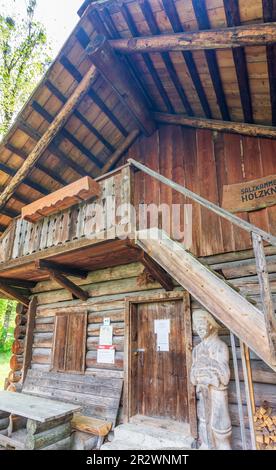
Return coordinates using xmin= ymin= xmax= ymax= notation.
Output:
xmin=17 ymin=117 xmax=88 ymax=178
xmin=86 ymin=34 xmax=155 ymax=136
xmin=263 ymin=0 xmax=276 ymax=125
xmin=35 ymin=260 xmax=88 ymax=279
xmin=88 ymin=7 xmax=154 ymax=109
xmin=0 ymin=282 xmax=29 ymax=306
xmin=58 ymin=58 xmax=128 ymax=137
xmin=31 ymin=101 xmax=103 ymax=169
xmin=101 ymin=129 xmax=140 ymax=174
xmin=0 ymin=63 xmax=98 ymax=212
xmin=140 ymin=252 xmax=174 ymax=291
xmin=118 ymin=2 xmax=175 ymax=113
xmin=0 ymin=156 xmax=48 ymax=196
xmin=162 ymin=0 xmax=212 ymax=118
xmin=140 ymin=0 xmax=193 ymax=115
xmin=154 ymin=112 xmax=276 ymax=139
xmin=223 ymin=0 xmax=253 ymax=123
xmin=5 ymin=143 xmax=67 ymax=187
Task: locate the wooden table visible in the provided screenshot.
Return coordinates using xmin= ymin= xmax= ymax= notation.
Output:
xmin=0 ymin=391 xmax=81 ymax=449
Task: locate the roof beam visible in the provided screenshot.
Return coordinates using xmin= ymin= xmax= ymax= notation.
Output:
xmin=119 ymin=2 xmax=175 ymax=113
xmin=162 ymin=0 xmax=212 ymax=118
xmin=5 ymin=143 xmax=67 ymax=186
xmin=0 ymin=63 xmax=98 ymax=213
xmin=35 ymin=260 xmax=88 ymax=279
xmin=101 ymin=129 xmax=140 ymax=174
xmin=86 ymin=34 xmax=156 ymax=136
xmin=109 ymin=20 xmax=276 ymax=53
xmin=140 ymin=0 xmax=193 ymax=115
xmin=154 ymin=111 xmax=276 ymax=139
xmin=87 ymin=8 xmax=153 ymax=110
xmin=59 ymin=57 xmax=128 ymax=137
xmin=223 ymin=0 xmax=253 ymax=123
xmin=31 ymin=101 xmax=103 ymax=169
xmin=17 ymin=109 xmax=88 ymax=178
xmin=0 ymin=155 xmax=48 ymax=196
xmin=33 ymin=78 xmax=115 ymax=152
xmin=263 ymin=0 xmax=276 ymax=125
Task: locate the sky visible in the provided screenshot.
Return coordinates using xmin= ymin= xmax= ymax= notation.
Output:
xmin=0 ymin=0 xmax=83 ymax=56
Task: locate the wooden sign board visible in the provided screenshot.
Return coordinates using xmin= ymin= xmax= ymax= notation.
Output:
xmin=222 ymin=174 xmax=276 ymax=213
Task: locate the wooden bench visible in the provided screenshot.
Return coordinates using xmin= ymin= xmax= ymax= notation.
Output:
xmin=21 ymin=369 xmax=123 ymax=449
xmin=0 ymin=391 xmax=81 ymax=449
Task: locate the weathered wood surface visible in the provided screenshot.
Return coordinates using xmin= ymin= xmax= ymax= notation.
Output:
xmin=136 ymin=228 xmax=273 ymax=369
xmin=110 ymin=22 xmax=276 ymax=53
xmin=22 ymin=176 xmax=101 ymax=223
xmin=21 ymin=297 xmax=37 ymax=383
xmin=0 ymin=166 xmax=132 ymax=266
xmin=0 ymin=391 xmax=80 ymax=422
xmin=0 ymin=63 xmax=98 ymax=212
xmin=252 ymin=233 xmax=276 ymax=364
xmin=25 ymin=422 xmax=71 ymax=450
xmin=87 ymin=35 xmax=155 ymax=137
xmin=71 ymin=413 xmax=112 ymax=436
xmin=23 ymin=369 xmax=123 ymax=425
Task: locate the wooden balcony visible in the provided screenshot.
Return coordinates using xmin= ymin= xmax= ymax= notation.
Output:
xmin=0 ymin=165 xmax=135 ymax=276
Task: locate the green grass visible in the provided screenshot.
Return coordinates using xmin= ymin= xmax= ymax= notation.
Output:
xmin=0 ymin=351 xmax=11 ymax=390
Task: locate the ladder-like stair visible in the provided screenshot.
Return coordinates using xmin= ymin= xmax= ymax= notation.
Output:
xmin=136 ymin=228 xmax=276 ymax=371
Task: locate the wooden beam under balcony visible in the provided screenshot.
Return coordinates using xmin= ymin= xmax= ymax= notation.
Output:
xmin=35 ymin=260 xmax=89 ymax=301
xmin=109 ymin=21 xmax=276 ymax=53
xmin=86 ymin=34 xmax=156 ymax=136
xmin=0 ymin=63 xmax=98 ymax=213
xmin=0 ymin=282 xmax=30 ymax=306
xmin=35 ymin=260 xmax=88 ymax=279
xmin=140 ymin=252 xmax=174 ymax=291
xmin=154 ymin=112 xmax=276 ymax=139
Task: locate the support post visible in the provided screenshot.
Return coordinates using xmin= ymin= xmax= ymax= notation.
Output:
xmin=230 ymin=332 xmax=247 ymax=449
xmin=252 ymin=232 xmax=276 ymax=364
xmin=240 ymin=341 xmax=256 ymax=450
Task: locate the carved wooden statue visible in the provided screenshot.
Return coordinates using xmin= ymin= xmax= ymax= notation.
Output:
xmin=191 ymin=309 xmax=232 ymax=450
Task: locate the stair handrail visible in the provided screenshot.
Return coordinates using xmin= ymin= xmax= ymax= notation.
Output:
xmin=128 ymin=157 xmax=276 ymax=365
xmin=128 ymin=158 xmax=276 ymax=247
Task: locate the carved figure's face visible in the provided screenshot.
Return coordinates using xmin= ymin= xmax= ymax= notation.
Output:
xmin=194 ymin=317 xmax=213 ymax=340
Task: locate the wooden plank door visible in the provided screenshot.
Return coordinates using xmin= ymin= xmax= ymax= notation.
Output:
xmin=129 ymin=297 xmax=190 ymax=422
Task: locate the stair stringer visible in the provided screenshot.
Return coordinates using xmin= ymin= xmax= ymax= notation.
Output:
xmin=136 ymin=228 xmax=275 ymax=371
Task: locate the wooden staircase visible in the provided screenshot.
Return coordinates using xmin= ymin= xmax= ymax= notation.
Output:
xmin=136 ymin=228 xmax=276 ymax=371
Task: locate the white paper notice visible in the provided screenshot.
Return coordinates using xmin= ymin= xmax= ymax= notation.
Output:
xmin=154 ymin=319 xmax=170 ymax=352
xmin=99 ymin=325 xmax=113 ymax=346
xmin=97 ymin=346 xmax=115 ymax=364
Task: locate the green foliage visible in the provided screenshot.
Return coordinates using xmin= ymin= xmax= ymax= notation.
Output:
xmin=0 ymin=0 xmax=52 ymax=135
xmin=0 ymin=298 xmax=16 ymax=354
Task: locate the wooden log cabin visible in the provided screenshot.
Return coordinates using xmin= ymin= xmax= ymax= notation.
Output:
xmin=0 ymin=0 xmax=276 ymax=450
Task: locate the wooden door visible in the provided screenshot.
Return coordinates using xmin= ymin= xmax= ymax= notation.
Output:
xmin=127 ymin=295 xmax=192 ymax=423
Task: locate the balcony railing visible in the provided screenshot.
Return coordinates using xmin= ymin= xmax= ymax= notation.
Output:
xmin=0 ymin=165 xmax=134 ymax=265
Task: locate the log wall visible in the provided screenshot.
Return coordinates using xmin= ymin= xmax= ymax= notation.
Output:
xmin=29 ymin=259 xmax=276 ymax=450
xmin=120 ymin=125 xmax=276 ymax=256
